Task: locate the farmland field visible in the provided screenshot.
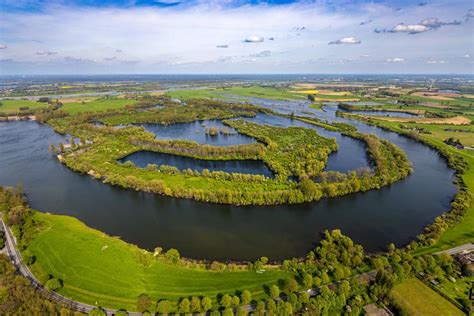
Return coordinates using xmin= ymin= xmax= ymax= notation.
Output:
xmin=0 ymin=99 xmax=50 ymax=114
xmin=390 ymin=278 xmax=464 ymax=316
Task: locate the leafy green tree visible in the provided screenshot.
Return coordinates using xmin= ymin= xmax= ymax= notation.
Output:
xmin=223 ymin=307 xmax=234 ymax=316
xmin=269 ymin=285 xmax=280 ymax=299
xmin=190 ymin=296 xmax=201 ymax=312
xmin=201 ymin=296 xmax=212 ymax=312
xmin=115 ymin=310 xmax=128 ymax=316
xmin=88 ymin=307 xmax=106 ymax=316
xmin=283 ymin=278 xmax=299 ymax=293
xmin=156 ymin=300 xmax=171 ymax=315
xmin=136 ymin=294 xmax=152 ymax=313
xmin=178 ymin=298 xmax=191 ymax=313
xmin=220 ymin=294 xmax=232 ymax=308
xmin=266 ymin=299 xmax=277 ymax=314
xmin=231 ymin=295 xmax=240 ymax=307
xmin=45 ymin=278 xmax=62 ymax=291
xmin=165 ymin=248 xmax=180 ymax=263
xmin=240 ymin=290 xmax=252 ymax=305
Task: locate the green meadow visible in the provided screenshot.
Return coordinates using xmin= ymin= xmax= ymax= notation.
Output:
xmin=0 ymin=99 xmax=50 ymax=114
xmin=390 ymin=278 xmax=464 ymax=316
xmin=61 ymin=98 xmax=137 ymax=114
xmin=26 ymin=212 xmax=290 ymax=312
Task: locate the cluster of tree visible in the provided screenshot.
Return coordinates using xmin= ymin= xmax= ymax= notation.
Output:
xmin=0 ymin=254 xmax=79 ymax=315
xmin=100 ymin=98 xmax=260 ymax=126
xmin=398 ymin=124 xmax=431 ymax=134
xmin=129 ymin=137 xmax=265 ymax=161
xmin=225 ymin=119 xmax=338 ymax=179
xmin=444 ymin=137 xmax=464 ymax=148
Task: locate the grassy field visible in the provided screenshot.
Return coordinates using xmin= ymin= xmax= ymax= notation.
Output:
xmin=0 ymin=99 xmax=50 ymax=114
xmin=403 ymin=94 xmax=474 ymax=108
xmin=390 ymin=278 xmax=464 ymax=316
xmin=26 ymin=212 xmax=290 ymax=312
xmin=361 ymin=115 xmax=471 ymax=125
xmin=61 ymin=98 xmax=137 ymax=114
xmin=166 ymin=86 xmax=306 ymax=101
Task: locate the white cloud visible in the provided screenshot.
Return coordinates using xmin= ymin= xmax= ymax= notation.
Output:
xmin=36 ymin=50 xmax=58 ymax=56
xmin=462 ymin=54 xmax=471 ymax=58
xmin=0 ymin=1 xmax=472 ymax=74
xmin=329 ymin=37 xmax=361 ymax=45
xmin=390 ymin=23 xmax=430 ymax=33
xmin=385 ymin=18 xmax=461 ymax=34
xmin=386 ymin=57 xmax=404 ymax=62
xmin=426 ymin=60 xmax=446 ymax=64
xmin=0 ymin=45 xmax=7 ymax=49
xmin=244 ymin=36 xmax=264 ymax=43
xmin=468 ymin=9 xmax=474 ymax=17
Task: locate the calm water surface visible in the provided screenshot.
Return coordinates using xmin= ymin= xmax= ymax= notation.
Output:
xmin=121 ymin=151 xmax=274 ymax=178
xmin=0 ymin=103 xmax=456 ymax=260
xmin=138 ymin=119 xmax=256 ymax=146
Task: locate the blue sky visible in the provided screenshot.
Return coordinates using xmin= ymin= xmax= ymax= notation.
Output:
xmin=0 ymin=0 xmax=473 ymax=74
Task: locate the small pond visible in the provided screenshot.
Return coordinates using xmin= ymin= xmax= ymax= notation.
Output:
xmin=138 ymin=119 xmax=256 ymax=146
xmin=120 ymin=151 xmax=274 ymax=178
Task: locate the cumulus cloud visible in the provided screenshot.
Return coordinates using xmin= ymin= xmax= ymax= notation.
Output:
xmin=386 ymin=57 xmax=404 ymax=62
xmin=329 ymin=37 xmax=361 ymax=45
xmin=462 ymin=54 xmax=471 ymax=58
xmin=0 ymin=45 xmax=8 ymax=49
xmin=36 ymin=51 xmax=58 ymax=56
xmin=250 ymin=50 xmax=271 ymax=58
xmin=360 ymin=19 xmax=373 ymax=26
xmin=244 ymin=36 xmax=264 ymax=43
xmin=381 ymin=17 xmax=461 ymax=34
xmin=63 ymin=56 xmax=95 ymax=64
xmin=426 ymin=60 xmax=446 ymax=64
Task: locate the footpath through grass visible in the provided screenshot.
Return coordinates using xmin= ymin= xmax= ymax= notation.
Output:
xmin=26 ymin=212 xmax=289 ymax=311
xmin=390 ymin=278 xmax=464 ymax=316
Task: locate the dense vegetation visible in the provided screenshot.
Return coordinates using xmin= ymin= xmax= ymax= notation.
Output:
xmin=46 ymin=98 xmax=411 ymax=205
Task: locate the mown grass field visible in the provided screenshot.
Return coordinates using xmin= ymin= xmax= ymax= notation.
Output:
xmin=61 ymin=98 xmax=137 ymax=114
xmin=26 ymin=212 xmax=290 ymax=312
xmin=0 ymin=99 xmax=50 ymax=114
xmin=390 ymin=278 xmax=464 ymax=316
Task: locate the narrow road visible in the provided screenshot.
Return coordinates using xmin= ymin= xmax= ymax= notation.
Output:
xmin=434 ymin=243 xmax=474 ymax=255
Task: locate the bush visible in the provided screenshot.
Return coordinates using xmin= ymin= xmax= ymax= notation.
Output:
xmin=45 ymin=278 xmax=62 ymax=291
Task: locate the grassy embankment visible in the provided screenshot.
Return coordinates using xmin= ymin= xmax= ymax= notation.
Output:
xmin=390 ymin=278 xmax=464 ymax=316
xmin=25 ymin=212 xmax=289 ymax=311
